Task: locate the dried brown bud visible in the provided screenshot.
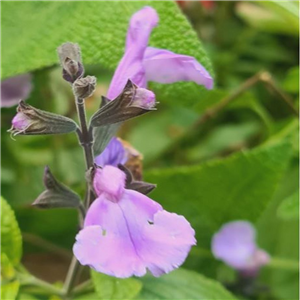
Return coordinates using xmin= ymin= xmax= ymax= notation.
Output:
xmin=73 ymin=76 xmax=97 ymax=99
xmin=57 ymin=42 xmax=84 ymax=83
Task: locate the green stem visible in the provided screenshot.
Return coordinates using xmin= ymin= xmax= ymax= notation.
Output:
xmin=268 ymin=257 xmax=299 ymax=271
xmin=19 ymin=274 xmax=64 ymax=297
xmin=72 ymin=279 xmax=93 ymax=296
xmin=62 ymin=256 xmax=81 ymax=299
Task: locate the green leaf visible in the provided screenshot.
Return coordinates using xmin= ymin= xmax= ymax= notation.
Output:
xmin=18 ymin=294 xmax=39 ymax=300
xmin=1 ymin=253 xmax=20 ymax=300
xmin=1 ymin=1 xmax=212 ymax=108
xmin=282 ymin=66 xmax=299 ymax=94
xmin=277 ymin=191 xmax=299 ymax=221
xmin=136 ymin=268 xmax=236 ymax=300
xmin=91 ymin=271 xmax=142 ymax=300
xmin=236 ymin=2 xmax=299 ymax=36
xmin=1 ymin=197 xmax=22 ymax=266
xmin=145 ymin=141 xmax=292 ymax=250
xmin=257 ymin=162 xmax=299 ymax=300
xmin=127 ymin=106 xmax=198 ymax=163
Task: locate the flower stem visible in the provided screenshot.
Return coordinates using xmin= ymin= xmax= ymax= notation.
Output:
xmin=63 ymin=97 xmax=95 ymax=299
xmin=75 ymin=97 xmax=94 ymax=170
xmin=19 ymin=274 xmax=64 ymax=297
xmin=62 ymin=256 xmax=81 ymax=299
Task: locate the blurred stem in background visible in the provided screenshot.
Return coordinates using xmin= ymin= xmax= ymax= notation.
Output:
xmin=150 ymin=70 xmax=298 ymax=166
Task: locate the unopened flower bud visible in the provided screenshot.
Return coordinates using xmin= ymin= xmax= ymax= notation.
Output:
xmin=132 ymin=88 xmax=156 ymax=109
xmin=57 ymin=43 xmax=84 ymax=83
xmin=73 ymin=76 xmax=97 ymax=99
xmin=11 ymin=112 xmax=32 ymax=131
xmin=8 ymin=101 xmax=77 ymax=136
xmin=91 ymin=80 xmax=156 ymax=127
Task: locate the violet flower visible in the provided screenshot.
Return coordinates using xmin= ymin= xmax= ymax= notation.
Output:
xmin=94 ymin=137 xmax=128 ymax=167
xmin=73 ymin=166 xmax=196 ymax=278
xmin=107 ymin=6 xmax=213 ymax=100
xmin=211 ymin=221 xmax=270 ymax=276
xmin=1 ymin=74 xmax=32 ymax=108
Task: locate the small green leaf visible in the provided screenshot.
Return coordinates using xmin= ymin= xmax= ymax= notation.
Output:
xmin=91 ymin=271 xmax=142 ymax=300
xmin=1 ymin=197 xmax=22 ymax=266
xmin=236 ymin=2 xmax=299 ymax=36
xmin=136 ymin=268 xmax=236 ymax=299
xmin=282 ymin=66 xmax=299 ymax=94
xmin=277 ymin=191 xmax=299 ymax=220
xmin=1 ymin=253 xmax=20 ymax=300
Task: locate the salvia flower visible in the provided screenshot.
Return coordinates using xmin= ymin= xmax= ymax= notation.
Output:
xmin=211 ymin=221 xmax=270 ymax=276
xmin=73 ymin=165 xmax=196 ymax=278
xmin=92 ymin=6 xmax=213 ymax=154
xmin=94 ymin=137 xmax=128 ymax=167
xmin=107 ymin=6 xmax=213 ymax=100
xmin=1 ymin=74 xmax=32 ymax=108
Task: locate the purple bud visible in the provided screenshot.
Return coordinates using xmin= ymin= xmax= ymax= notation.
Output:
xmin=11 ymin=112 xmax=32 ymax=131
xmin=8 ymin=101 xmax=77 ymax=136
xmin=91 ymin=80 xmax=156 ymax=127
xmin=132 ymin=88 xmax=156 ymax=109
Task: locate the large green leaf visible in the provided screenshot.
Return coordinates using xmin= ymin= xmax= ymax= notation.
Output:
xmin=258 ymin=162 xmax=299 ymax=300
xmin=1 ymin=1 xmax=212 ymax=107
xmin=136 ymin=268 xmax=236 ymax=300
xmin=145 ymin=141 xmax=292 ymax=250
xmin=91 ymin=271 xmax=142 ymax=300
xmin=1 ymin=197 xmax=22 ymax=266
xmin=236 ymin=1 xmax=299 ymax=36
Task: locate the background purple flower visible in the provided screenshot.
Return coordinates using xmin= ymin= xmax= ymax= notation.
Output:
xmin=73 ymin=166 xmax=196 ymax=278
xmin=1 ymin=74 xmax=32 ymax=108
xmin=211 ymin=221 xmax=270 ymax=273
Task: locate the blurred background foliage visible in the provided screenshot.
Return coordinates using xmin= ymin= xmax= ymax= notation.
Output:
xmin=1 ymin=1 xmax=299 ymax=300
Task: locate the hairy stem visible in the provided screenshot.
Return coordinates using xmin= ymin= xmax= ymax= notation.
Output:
xmin=76 ymin=97 xmax=94 ymax=170
xmin=63 ymin=97 xmax=95 ymax=299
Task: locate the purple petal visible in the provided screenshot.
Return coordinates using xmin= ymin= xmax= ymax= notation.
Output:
xmin=143 ymin=47 xmax=213 ymax=90
xmin=93 ymin=166 xmax=125 ymax=201
xmin=132 ymin=88 xmax=156 ymax=109
xmin=11 ymin=112 xmax=31 ymax=130
xmin=211 ymin=221 xmax=257 ymax=269
xmin=125 ymin=6 xmax=159 ymax=52
xmin=1 ymin=74 xmax=32 ymax=108
xmin=107 ymin=7 xmax=158 ymax=99
xmin=129 ymin=208 xmax=196 ymax=277
xmin=94 ymin=137 xmax=128 ymax=167
xmin=74 ymin=224 xmax=147 ymax=278
xmin=75 ymin=186 xmax=196 ymax=278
